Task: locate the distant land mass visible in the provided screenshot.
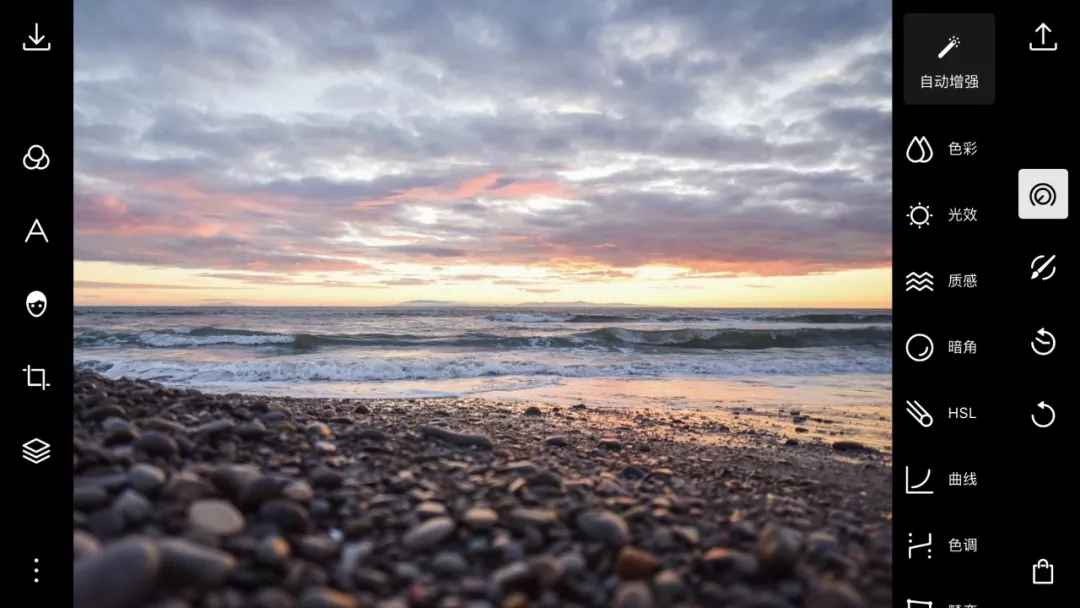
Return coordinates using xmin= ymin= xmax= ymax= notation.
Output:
xmin=514 ymin=301 xmax=639 ymax=308
xmin=393 ymin=300 xmax=466 ymax=306
xmin=392 ymin=300 xmax=642 ymax=308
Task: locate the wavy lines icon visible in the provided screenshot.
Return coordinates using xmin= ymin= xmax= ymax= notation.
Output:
xmin=905 ymin=272 xmax=933 ymax=291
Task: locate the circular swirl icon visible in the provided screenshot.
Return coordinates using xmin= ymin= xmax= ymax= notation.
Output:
xmin=1029 ymin=183 xmax=1056 ymax=206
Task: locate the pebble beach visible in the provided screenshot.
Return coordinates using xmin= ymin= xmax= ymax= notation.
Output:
xmin=73 ymin=370 xmax=892 ymax=608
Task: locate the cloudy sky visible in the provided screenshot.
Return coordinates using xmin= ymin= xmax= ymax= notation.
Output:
xmin=74 ymin=0 xmax=891 ymax=307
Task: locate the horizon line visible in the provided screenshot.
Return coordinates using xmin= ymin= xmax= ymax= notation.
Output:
xmin=73 ymin=304 xmax=893 ymax=310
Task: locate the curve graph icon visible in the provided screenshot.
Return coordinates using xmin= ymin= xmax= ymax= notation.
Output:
xmin=905 ymin=272 xmax=933 ymax=291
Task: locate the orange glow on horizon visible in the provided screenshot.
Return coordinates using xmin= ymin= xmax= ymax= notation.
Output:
xmin=74 ymin=261 xmax=891 ymax=309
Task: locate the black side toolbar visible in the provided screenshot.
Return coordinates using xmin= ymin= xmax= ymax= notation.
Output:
xmin=997 ymin=3 xmax=1069 ymax=604
xmin=894 ymin=2 xmax=1069 ymax=607
xmin=10 ymin=4 xmax=72 ymax=601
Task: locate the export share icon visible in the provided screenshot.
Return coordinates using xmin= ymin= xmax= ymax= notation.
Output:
xmin=22 ymin=439 xmax=50 ymax=464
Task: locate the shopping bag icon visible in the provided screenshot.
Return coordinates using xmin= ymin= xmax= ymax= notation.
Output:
xmin=1032 ymin=559 xmax=1053 ymax=584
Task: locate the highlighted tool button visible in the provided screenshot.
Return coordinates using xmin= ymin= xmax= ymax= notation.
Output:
xmin=1019 ymin=169 xmax=1068 ymax=220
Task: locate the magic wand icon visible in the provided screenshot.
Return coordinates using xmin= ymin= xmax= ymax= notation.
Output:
xmin=938 ymin=36 xmax=959 ymax=58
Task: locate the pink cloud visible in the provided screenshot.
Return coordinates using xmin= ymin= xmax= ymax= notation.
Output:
xmin=356 ymin=172 xmax=573 ymax=207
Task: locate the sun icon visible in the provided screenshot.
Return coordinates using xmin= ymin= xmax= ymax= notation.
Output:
xmin=908 ymin=203 xmax=932 ymax=228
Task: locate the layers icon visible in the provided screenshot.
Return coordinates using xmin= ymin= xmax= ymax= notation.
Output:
xmin=22 ymin=439 xmax=50 ymax=464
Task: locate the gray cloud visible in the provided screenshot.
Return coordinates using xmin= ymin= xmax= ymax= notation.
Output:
xmin=74 ymin=0 xmax=891 ymax=279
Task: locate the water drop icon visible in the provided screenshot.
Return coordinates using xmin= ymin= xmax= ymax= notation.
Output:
xmin=906 ymin=136 xmax=933 ymax=163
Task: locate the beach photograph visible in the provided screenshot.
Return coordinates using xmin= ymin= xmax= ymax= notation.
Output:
xmin=73 ymin=2 xmax=892 ymax=607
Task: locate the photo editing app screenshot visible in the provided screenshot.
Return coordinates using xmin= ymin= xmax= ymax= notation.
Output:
xmin=10 ymin=1 xmax=1069 ymax=606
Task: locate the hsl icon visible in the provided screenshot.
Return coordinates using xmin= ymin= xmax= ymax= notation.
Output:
xmin=906 ymin=136 xmax=933 ymax=163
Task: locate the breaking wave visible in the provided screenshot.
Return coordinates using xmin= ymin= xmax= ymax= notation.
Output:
xmin=75 ymin=325 xmax=891 ymax=351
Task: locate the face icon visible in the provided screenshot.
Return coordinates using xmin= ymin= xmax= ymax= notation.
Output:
xmin=26 ymin=291 xmax=46 ymax=318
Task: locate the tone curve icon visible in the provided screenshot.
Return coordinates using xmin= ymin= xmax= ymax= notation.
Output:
xmin=905 ymin=467 xmax=933 ymax=494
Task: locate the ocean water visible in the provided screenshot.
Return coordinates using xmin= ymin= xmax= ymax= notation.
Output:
xmin=74 ymin=306 xmax=892 ymax=410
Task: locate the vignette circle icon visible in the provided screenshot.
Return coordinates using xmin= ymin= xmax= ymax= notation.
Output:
xmin=908 ymin=203 xmax=932 ymax=228
xmin=26 ymin=291 xmax=47 ymax=318
xmin=905 ymin=333 xmax=934 ymax=362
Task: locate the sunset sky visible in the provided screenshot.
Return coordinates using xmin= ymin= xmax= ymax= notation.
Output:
xmin=74 ymin=0 xmax=891 ymax=308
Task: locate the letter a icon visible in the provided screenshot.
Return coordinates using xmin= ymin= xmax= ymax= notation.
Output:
xmin=26 ymin=219 xmax=48 ymax=243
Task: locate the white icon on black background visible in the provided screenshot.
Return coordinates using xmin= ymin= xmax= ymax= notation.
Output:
xmin=907 ymin=203 xmax=932 ymax=228
xmin=22 ymin=145 xmax=49 ymax=170
xmin=905 ymin=272 xmax=933 ymax=291
xmin=1030 ymin=24 xmax=1056 ymax=51
xmin=23 ymin=23 xmax=49 ymax=51
xmin=908 ymin=533 xmax=932 ymax=558
xmin=905 ymin=467 xmax=933 ymax=494
xmin=22 ymin=366 xmax=49 ymax=390
xmin=26 ymin=291 xmax=46 ymax=318
xmin=1030 ymin=254 xmax=1056 ymax=280
xmin=905 ymin=400 xmax=934 ymax=427
xmin=22 ymin=439 xmax=49 ymax=464
xmin=25 ymin=219 xmax=48 ymax=243
xmin=1033 ymin=559 xmax=1054 ymax=583
xmin=905 ymin=334 xmax=934 ymax=362
xmin=906 ymin=136 xmax=933 ymax=163
xmin=1031 ymin=328 xmax=1055 ymax=356
xmin=1032 ymin=401 xmax=1055 ymax=428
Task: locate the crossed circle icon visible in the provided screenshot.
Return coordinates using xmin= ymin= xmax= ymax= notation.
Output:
xmin=23 ymin=145 xmax=50 ymax=170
